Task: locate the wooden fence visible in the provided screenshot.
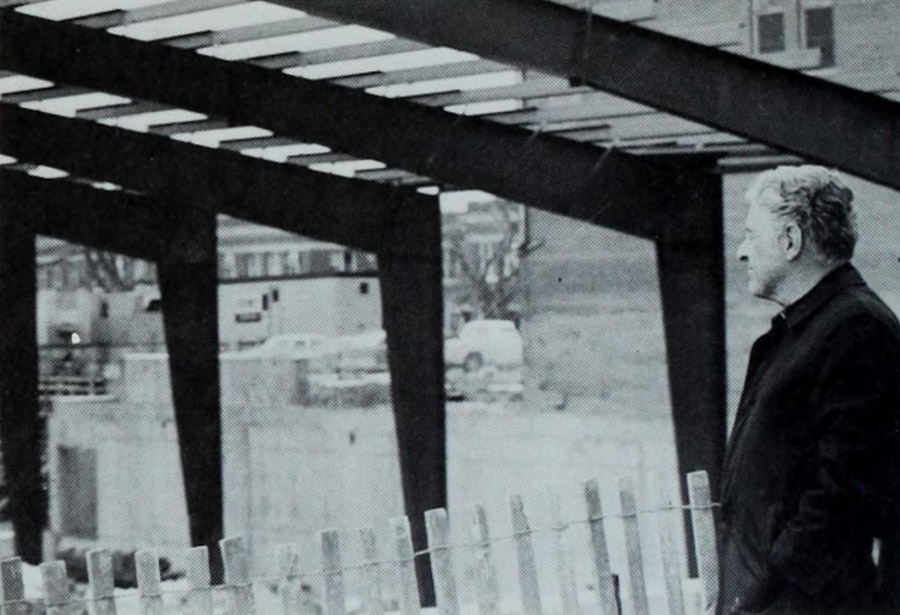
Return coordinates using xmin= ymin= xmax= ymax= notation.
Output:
xmin=0 ymin=471 xmax=718 ymax=615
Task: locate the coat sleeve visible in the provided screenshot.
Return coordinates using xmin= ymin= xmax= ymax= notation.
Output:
xmin=768 ymin=313 xmax=900 ymax=596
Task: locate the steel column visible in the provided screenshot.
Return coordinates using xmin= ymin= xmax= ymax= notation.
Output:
xmin=0 ymin=193 xmax=43 ymax=562
xmin=378 ymin=191 xmax=445 ymax=605
xmin=157 ymin=207 xmax=224 ymax=582
xmin=656 ymin=167 xmax=727 ymax=575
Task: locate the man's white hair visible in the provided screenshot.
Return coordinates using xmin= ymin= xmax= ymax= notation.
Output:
xmin=746 ymin=165 xmax=857 ymax=261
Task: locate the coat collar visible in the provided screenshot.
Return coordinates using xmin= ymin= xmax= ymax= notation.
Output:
xmin=773 ymin=262 xmax=865 ymax=331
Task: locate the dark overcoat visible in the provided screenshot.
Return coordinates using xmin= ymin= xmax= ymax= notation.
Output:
xmin=718 ymin=265 xmax=900 ymax=615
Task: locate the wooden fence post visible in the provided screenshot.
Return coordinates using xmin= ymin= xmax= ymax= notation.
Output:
xmin=40 ymin=561 xmax=69 ymax=615
xmin=391 ymin=517 xmax=421 ymax=615
xmin=136 ymin=550 xmax=164 ymax=615
xmin=221 ymin=536 xmax=254 ymax=615
xmin=470 ymin=506 xmax=500 ymax=615
xmin=425 ymin=509 xmax=460 ymax=615
xmin=687 ymin=472 xmax=718 ymax=613
xmin=186 ymin=546 xmax=213 ymax=615
xmin=320 ymin=530 xmax=347 ymax=615
xmin=655 ymin=479 xmax=686 ymax=615
xmin=583 ymin=480 xmax=618 ymax=615
xmin=359 ymin=528 xmax=385 ymax=615
xmin=277 ymin=543 xmax=305 ymax=615
xmin=509 ymin=494 xmax=542 ymax=615
xmin=619 ymin=477 xmax=649 ymax=615
xmin=88 ymin=549 xmax=118 ymax=615
xmin=548 ymin=492 xmax=580 ymax=615
xmin=0 ymin=536 xmax=14 ymax=561
xmin=1 ymin=557 xmax=27 ymax=615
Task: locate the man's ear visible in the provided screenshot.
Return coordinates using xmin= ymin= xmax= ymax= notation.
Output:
xmin=782 ymin=222 xmax=803 ymax=261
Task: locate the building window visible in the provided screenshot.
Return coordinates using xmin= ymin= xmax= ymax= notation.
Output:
xmin=310 ymin=250 xmax=334 ymax=273
xmin=234 ymin=253 xmax=252 ymax=278
xmin=120 ymin=257 xmax=135 ymax=287
xmin=135 ymin=260 xmax=158 ymax=284
xmin=330 ymin=251 xmax=345 ymax=272
xmin=217 ymin=254 xmax=230 ymax=279
xmin=279 ymin=251 xmax=293 ymax=275
xmin=146 ymin=262 xmax=158 ymax=284
xmin=261 ymin=252 xmax=275 ymax=277
xmin=757 ymin=12 xmax=786 ymax=53
xmin=361 ymin=253 xmax=377 ymax=272
xmin=61 ymin=261 xmax=71 ymax=290
xmin=297 ymin=251 xmax=310 ymax=274
xmin=804 ymin=6 xmax=835 ymax=67
xmin=359 ymin=282 xmax=369 ymax=295
xmin=73 ymin=259 xmax=87 ymax=289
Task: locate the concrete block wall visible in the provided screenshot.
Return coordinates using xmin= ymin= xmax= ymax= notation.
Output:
xmin=50 ymin=388 xmax=677 ymax=589
xmin=47 ymin=397 xmax=191 ymax=559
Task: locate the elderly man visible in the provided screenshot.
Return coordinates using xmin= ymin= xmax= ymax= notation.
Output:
xmin=719 ymin=165 xmax=900 ymax=614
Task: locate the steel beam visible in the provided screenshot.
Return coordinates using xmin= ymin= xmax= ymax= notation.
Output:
xmin=157 ymin=207 xmax=224 ymax=583
xmin=72 ymin=0 xmax=244 ymax=29
xmin=328 ymin=59 xmax=511 ymax=89
xmin=0 ymin=170 xmax=164 ymax=260
xmin=0 ymin=193 xmax=41 ymax=562
xmin=162 ymin=16 xmax=337 ymax=50
xmin=0 ymin=103 xmax=401 ymax=253
xmin=75 ymin=100 xmax=170 ymax=120
xmin=285 ymin=0 xmax=900 ymax=191
xmin=378 ymin=190 xmax=445 ymax=606
xmin=656 ymin=167 xmax=727 ymax=575
xmin=0 ymin=10 xmax=683 ymax=239
xmin=1 ymin=84 xmax=90 ymax=103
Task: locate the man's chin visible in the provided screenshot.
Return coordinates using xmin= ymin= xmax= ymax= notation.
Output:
xmin=748 ymin=281 xmax=768 ymax=299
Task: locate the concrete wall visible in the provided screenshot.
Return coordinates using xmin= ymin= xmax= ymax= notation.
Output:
xmin=49 ymin=355 xmax=678 ymax=590
xmin=47 ymin=396 xmax=191 ymax=557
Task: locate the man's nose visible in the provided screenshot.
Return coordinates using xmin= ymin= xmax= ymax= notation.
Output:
xmin=737 ymin=242 xmax=749 ymax=261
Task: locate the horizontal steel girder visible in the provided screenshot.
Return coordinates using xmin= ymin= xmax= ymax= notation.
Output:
xmin=284 ymin=0 xmax=900 ymax=191
xmin=0 ymin=103 xmax=411 ymax=253
xmin=0 ymin=169 xmax=164 ymax=259
xmin=0 ymin=9 xmax=689 ymax=239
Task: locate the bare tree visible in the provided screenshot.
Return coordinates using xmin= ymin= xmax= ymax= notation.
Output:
xmin=445 ymin=201 xmax=541 ymax=319
xmin=81 ymin=247 xmax=133 ymax=292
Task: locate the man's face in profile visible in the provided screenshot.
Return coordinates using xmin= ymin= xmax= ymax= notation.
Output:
xmin=737 ymin=194 xmax=790 ymax=301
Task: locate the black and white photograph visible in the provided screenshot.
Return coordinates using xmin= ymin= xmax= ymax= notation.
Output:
xmin=0 ymin=1 xmax=898 ymax=614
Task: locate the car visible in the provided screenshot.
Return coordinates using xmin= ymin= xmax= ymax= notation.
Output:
xmin=330 ymin=329 xmax=388 ymax=373
xmin=444 ymin=320 xmax=524 ymax=400
xmin=444 ymin=319 xmax=523 ymax=371
xmin=232 ymin=333 xmax=329 ymax=363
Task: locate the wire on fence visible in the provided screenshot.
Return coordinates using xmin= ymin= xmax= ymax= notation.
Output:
xmin=18 ymin=500 xmax=721 ymax=607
